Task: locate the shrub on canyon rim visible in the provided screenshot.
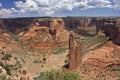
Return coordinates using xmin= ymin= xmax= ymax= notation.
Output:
xmin=0 ymin=76 xmax=7 ymax=80
xmin=2 ymin=54 xmax=12 ymax=60
xmin=0 ymin=50 xmax=4 ymax=55
xmin=34 ymin=70 xmax=82 ymax=80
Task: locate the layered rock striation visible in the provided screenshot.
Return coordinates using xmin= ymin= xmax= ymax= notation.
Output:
xmin=96 ymin=18 xmax=120 ymax=45
xmin=69 ymin=32 xmax=82 ymax=70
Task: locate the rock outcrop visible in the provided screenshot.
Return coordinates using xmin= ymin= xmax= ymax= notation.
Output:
xmin=69 ymin=32 xmax=82 ymax=70
xmin=0 ymin=20 xmax=21 ymax=52
xmin=19 ymin=68 xmax=33 ymax=80
xmin=96 ymin=18 xmax=120 ymax=45
xmin=0 ymin=17 xmax=97 ymax=50
xmin=1 ymin=17 xmax=97 ymax=35
xmin=63 ymin=17 xmax=96 ymax=30
xmin=82 ymin=41 xmax=120 ymax=69
xmin=0 ymin=66 xmax=7 ymax=76
xmin=19 ymin=18 xmax=69 ymax=49
xmin=69 ymin=32 xmax=76 ymax=69
xmin=3 ymin=18 xmax=33 ymax=34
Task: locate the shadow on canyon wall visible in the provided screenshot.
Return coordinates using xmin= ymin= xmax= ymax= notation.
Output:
xmin=1 ymin=17 xmax=120 ymax=45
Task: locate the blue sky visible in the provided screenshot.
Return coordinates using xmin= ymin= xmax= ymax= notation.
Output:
xmin=0 ymin=0 xmax=120 ymax=18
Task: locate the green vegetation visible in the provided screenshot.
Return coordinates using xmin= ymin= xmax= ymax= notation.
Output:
xmin=0 ymin=51 xmax=12 ymax=75
xmin=54 ymin=47 xmax=68 ymax=54
xmin=13 ymin=35 xmax=19 ymax=41
xmin=2 ymin=54 xmax=12 ymax=60
xmin=75 ymin=37 xmax=80 ymax=41
xmin=34 ymin=70 xmax=82 ymax=80
xmin=0 ymin=50 xmax=4 ymax=55
xmin=64 ymin=60 xmax=68 ymax=64
xmin=64 ymin=72 xmax=82 ymax=80
xmin=42 ymin=57 xmax=46 ymax=62
xmin=82 ymin=35 xmax=109 ymax=55
xmin=33 ymin=59 xmax=41 ymax=63
xmin=3 ymin=65 xmax=11 ymax=75
xmin=33 ymin=57 xmax=47 ymax=66
xmin=46 ymin=37 xmax=52 ymax=43
xmin=0 ymin=76 xmax=7 ymax=80
xmin=0 ymin=62 xmax=3 ymax=67
xmin=0 ymin=62 xmax=11 ymax=75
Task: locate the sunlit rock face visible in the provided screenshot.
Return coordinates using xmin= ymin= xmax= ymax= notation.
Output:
xmin=69 ymin=32 xmax=82 ymax=70
xmin=0 ymin=66 xmax=7 ymax=76
xmin=18 ymin=18 xmax=69 ymax=49
xmin=82 ymin=41 xmax=120 ymax=69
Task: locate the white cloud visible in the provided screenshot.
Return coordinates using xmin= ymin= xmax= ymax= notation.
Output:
xmin=0 ymin=3 xmax=2 ymax=8
xmin=113 ymin=0 xmax=120 ymax=9
xmin=73 ymin=0 xmax=112 ymax=10
xmin=0 ymin=2 xmax=17 ymax=18
xmin=0 ymin=2 xmax=14 ymax=17
xmin=14 ymin=0 xmax=74 ymax=15
xmin=15 ymin=0 xmax=39 ymax=13
xmin=0 ymin=8 xmax=13 ymax=18
xmin=0 ymin=0 xmax=120 ymax=17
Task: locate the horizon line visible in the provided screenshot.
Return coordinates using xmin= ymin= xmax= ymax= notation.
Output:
xmin=0 ymin=16 xmax=120 ymax=19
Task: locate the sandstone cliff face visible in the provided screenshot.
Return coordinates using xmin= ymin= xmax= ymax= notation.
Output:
xmin=3 ymin=18 xmax=33 ymax=34
xmin=0 ymin=20 xmax=5 ymax=34
xmin=69 ymin=32 xmax=76 ymax=69
xmin=0 ymin=17 xmax=120 ymax=80
xmin=96 ymin=18 xmax=120 ymax=45
xmin=18 ymin=18 xmax=69 ymax=49
xmin=82 ymin=41 xmax=120 ymax=69
xmin=2 ymin=17 xmax=97 ymax=35
xmin=0 ymin=20 xmax=21 ymax=52
xmin=63 ymin=17 xmax=96 ymax=30
xmin=69 ymin=32 xmax=82 ymax=70
xmin=0 ymin=20 xmax=10 ymax=36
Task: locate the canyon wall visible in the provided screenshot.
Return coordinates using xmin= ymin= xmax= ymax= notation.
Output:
xmin=63 ymin=17 xmax=96 ymax=30
xmin=3 ymin=18 xmax=33 ymax=34
xmin=0 ymin=17 xmax=120 ymax=51
xmin=96 ymin=18 xmax=120 ymax=45
xmin=69 ymin=31 xmax=82 ymax=70
xmin=1 ymin=17 xmax=97 ymax=34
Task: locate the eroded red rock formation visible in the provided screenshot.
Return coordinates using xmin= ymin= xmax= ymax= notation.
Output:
xmin=96 ymin=18 xmax=120 ymax=45
xmin=69 ymin=32 xmax=82 ymax=70
xmin=82 ymin=41 xmax=120 ymax=69
xmin=69 ymin=31 xmax=76 ymax=69
xmin=75 ymin=41 xmax=82 ymax=68
xmin=49 ymin=28 xmax=56 ymax=40
xmin=64 ymin=17 xmax=96 ymax=30
xmin=3 ymin=18 xmax=33 ymax=33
